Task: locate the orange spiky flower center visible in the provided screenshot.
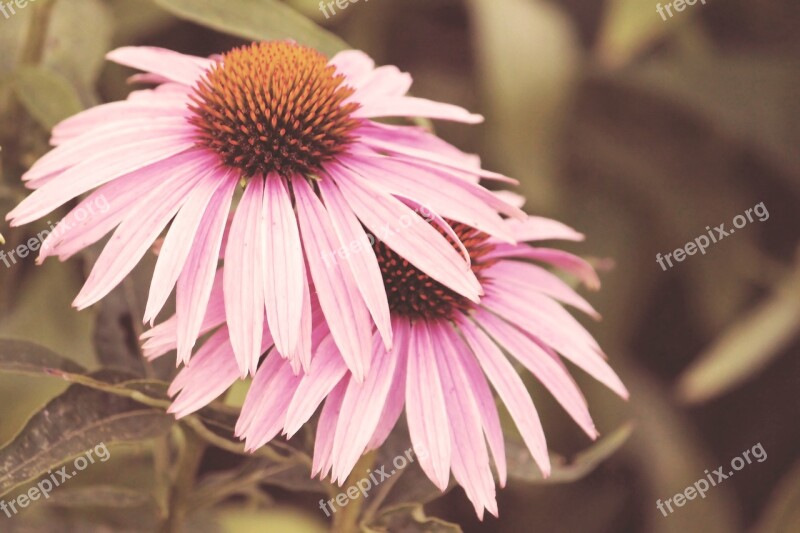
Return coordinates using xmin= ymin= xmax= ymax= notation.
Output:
xmin=373 ymin=221 xmax=497 ymax=320
xmin=188 ymin=41 xmax=361 ymax=178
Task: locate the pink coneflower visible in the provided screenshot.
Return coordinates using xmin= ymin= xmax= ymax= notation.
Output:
xmin=145 ymin=216 xmax=629 ymax=518
xmin=6 ymin=42 xmax=523 ymax=377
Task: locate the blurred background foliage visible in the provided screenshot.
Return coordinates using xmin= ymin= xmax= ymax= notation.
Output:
xmin=0 ymin=0 xmax=798 ymax=531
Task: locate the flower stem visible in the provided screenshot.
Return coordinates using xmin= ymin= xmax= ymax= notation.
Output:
xmin=332 ymin=451 xmax=376 ymax=533
xmin=160 ymin=427 xmax=207 ymax=533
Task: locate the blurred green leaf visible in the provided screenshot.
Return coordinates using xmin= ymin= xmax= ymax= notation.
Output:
xmin=13 ymin=66 xmax=83 ymax=130
xmin=468 ymin=0 xmax=580 ymax=209
xmin=677 ymin=260 xmax=800 ymax=404
xmin=507 ymin=423 xmax=634 ymax=483
xmin=43 ymin=0 xmax=113 ymax=104
xmin=596 ymin=0 xmax=681 ymax=67
xmin=364 ymin=503 xmax=461 ymax=533
xmin=155 ymin=0 xmax=349 ymax=56
xmin=0 ymin=383 xmax=172 ymax=496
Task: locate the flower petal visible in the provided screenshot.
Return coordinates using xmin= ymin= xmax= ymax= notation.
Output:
xmin=225 ymin=177 xmax=266 ymax=376
xmin=262 ymin=176 xmax=305 ymax=358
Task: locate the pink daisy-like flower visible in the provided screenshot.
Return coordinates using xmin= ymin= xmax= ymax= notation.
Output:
xmin=144 ymin=215 xmax=629 ymax=518
xmin=6 ymin=42 xmax=524 ymax=378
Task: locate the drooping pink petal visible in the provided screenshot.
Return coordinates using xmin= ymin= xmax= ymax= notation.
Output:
xmin=318 ymin=178 xmax=392 ymax=349
xmin=241 ymin=357 xmax=303 ymax=452
xmin=23 ymin=118 xmax=192 ymax=185
xmin=345 ymin=152 xmax=519 ymax=239
xmin=485 ymin=261 xmax=600 ymax=319
xmin=106 ymin=46 xmax=212 ymax=86
xmin=405 ymin=320 xmax=451 ymax=491
xmin=50 ymin=102 xmax=190 ymax=146
xmin=37 ymin=152 xmax=205 ymax=262
xmin=293 ymin=177 xmax=373 ymax=382
xmin=473 ymin=310 xmax=598 ymax=439
xmin=356 ymin=96 xmax=483 ymax=123
xmin=140 ymin=273 xmax=226 ymax=360
xmin=144 ymin=169 xmax=225 ymax=324
xmin=433 ymin=323 xmax=498 ymax=519
xmin=457 ymin=317 xmax=551 ymax=477
xmin=286 ymin=260 xmax=313 ymax=373
xmin=168 ymin=326 xmax=239 ymax=419
xmin=283 ymin=335 xmax=349 ymax=438
xmin=486 ymin=246 xmax=601 ymax=290
xmin=7 ymin=136 xmax=197 ymax=226
xmin=71 ymin=157 xmax=211 ymax=310
xmin=482 ymin=291 xmax=628 ymax=399
xmin=441 ymin=325 xmax=507 ymax=487
xmin=366 ymin=316 xmax=410 ymax=451
xmin=330 ymin=331 xmax=401 ymax=483
xmin=224 ymin=177 xmax=266 ymax=376
xmin=175 ymin=171 xmax=237 ymax=364
xmin=359 ymin=135 xmax=514 ymax=183
xmin=502 ymin=216 xmax=586 ymax=243
xmin=311 ymin=379 xmax=348 ymax=479
xmin=261 ymin=176 xmax=305 ymax=358
xmin=234 ymin=353 xmax=300 ymax=451
xmin=329 ymin=163 xmax=481 ymax=302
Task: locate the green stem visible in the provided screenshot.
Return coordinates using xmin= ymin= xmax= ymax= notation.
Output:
xmin=160 ymin=427 xmax=207 ymax=533
xmin=332 ymin=451 xmax=376 ymax=533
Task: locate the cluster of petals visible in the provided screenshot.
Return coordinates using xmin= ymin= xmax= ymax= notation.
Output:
xmin=7 ymin=44 xmax=522 ymax=380
xmin=6 ymin=41 xmax=630 ymax=518
xmin=143 ymin=216 xmax=628 ymax=518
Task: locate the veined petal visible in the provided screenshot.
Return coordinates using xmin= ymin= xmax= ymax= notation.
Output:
xmin=329 ymin=163 xmax=481 ymax=302
xmin=225 ymin=177 xmax=266 ymax=376
xmin=106 ymin=46 xmax=212 ymax=86
xmin=8 ymin=136 xmax=197 ymax=226
xmin=318 ymin=177 xmax=393 ymax=348
xmin=331 ymin=331 xmax=401 ymax=483
xmin=405 ymin=320 xmax=451 ymax=491
xmin=457 ymin=317 xmax=551 ymax=477
xmin=145 ymin=169 xmax=224 ymax=324
xmin=474 ymin=310 xmax=598 ymax=439
xmin=175 ymin=171 xmax=237 ymax=364
xmin=262 ymin=176 xmax=305 ymax=358
xmin=293 ymin=177 xmax=373 ymax=382
xmin=433 ymin=322 xmax=498 ymax=518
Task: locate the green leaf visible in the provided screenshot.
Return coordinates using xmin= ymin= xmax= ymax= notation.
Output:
xmin=154 ymin=0 xmax=349 ymax=56
xmin=467 ymin=0 xmax=580 ymax=209
xmin=507 ymin=423 xmax=634 ymax=483
xmin=43 ymin=0 xmax=113 ymax=101
xmin=677 ymin=262 xmax=800 ymax=404
xmin=0 ymin=382 xmax=173 ymax=496
xmin=364 ymin=504 xmax=461 ymax=533
xmin=0 ymin=339 xmax=86 ymax=376
xmin=13 ymin=66 xmax=83 ymax=130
